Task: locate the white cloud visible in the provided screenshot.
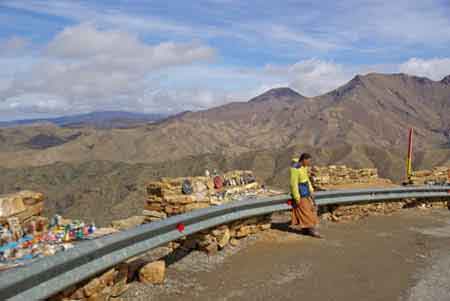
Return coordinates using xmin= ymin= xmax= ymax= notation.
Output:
xmin=0 ymin=79 xmax=11 ymax=92
xmin=139 ymin=88 xmax=229 ymax=113
xmin=369 ymin=0 xmax=450 ymax=45
xmin=288 ymin=60 xmax=351 ymax=96
xmin=4 ymin=0 xmax=450 ymax=57
xmin=399 ymin=58 xmax=450 ymax=81
xmin=1 ymin=0 xmax=341 ymax=52
xmin=1 ymin=0 xmax=241 ymax=41
xmin=46 ymin=23 xmax=215 ymax=67
xmin=0 ymin=93 xmax=71 ymax=114
xmin=0 ymin=23 xmax=216 ymax=116
xmin=264 ymin=25 xmax=338 ymax=51
xmin=265 ymin=59 xmax=352 ymax=96
xmin=0 ymin=36 xmax=29 ymax=55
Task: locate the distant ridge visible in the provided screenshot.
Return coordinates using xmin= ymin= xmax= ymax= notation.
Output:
xmin=0 ymin=111 xmax=167 ymax=129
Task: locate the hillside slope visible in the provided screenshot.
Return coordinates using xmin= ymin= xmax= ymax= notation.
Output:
xmin=0 ymin=73 xmax=449 ymax=223
xmin=0 ymin=73 xmax=448 ymax=169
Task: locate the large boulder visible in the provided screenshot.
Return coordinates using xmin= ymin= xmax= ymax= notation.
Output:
xmin=139 ymin=261 xmax=166 ymax=284
xmin=215 ymin=227 xmax=231 ymax=248
xmin=0 ymin=195 xmax=26 ymax=218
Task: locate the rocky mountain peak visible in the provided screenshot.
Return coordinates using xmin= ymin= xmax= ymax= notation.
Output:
xmin=441 ymin=75 xmax=450 ymax=85
xmin=249 ymin=87 xmax=305 ymax=103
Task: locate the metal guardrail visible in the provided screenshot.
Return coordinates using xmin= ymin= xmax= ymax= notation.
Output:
xmin=0 ymin=186 xmax=449 ymax=300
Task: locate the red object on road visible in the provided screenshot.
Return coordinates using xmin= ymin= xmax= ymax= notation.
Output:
xmin=176 ymin=223 xmax=185 ymax=232
xmin=287 ymin=200 xmax=293 ymax=206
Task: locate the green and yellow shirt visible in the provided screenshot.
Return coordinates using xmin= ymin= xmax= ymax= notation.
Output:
xmin=290 ymin=164 xmax=314 ymax=201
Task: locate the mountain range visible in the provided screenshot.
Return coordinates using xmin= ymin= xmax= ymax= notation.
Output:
xmin=0 ymin=72 xmax=449 ymax=224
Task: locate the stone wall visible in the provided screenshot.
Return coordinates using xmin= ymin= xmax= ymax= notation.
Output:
xmin=410 ymin=166 xmax=450 ymax=185
xmin=49 ymin=264 xmax=129 ymax=301
xmin=320 ymin=198 xmax=449 ymax=222
xmin=310 ymin=165 xmax=387 ymax=189
xmin=0 ymin=191 xmax=45 ymax=240
xmin=145 ymin=170 xmax=273 ymax=253
xmin=182 ymin=216 xmax=272 ymax=254
xmin=145 ymin=170 xmax=261 ymax=216
xmin=0 ymin=191 xmax=44 ymax=224
xmin=312 ymin=165 xmax=449 ymax=221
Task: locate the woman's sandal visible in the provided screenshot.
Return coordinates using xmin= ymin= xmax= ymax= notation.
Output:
xmin=309 ymin=229 xmax=324 ymax=239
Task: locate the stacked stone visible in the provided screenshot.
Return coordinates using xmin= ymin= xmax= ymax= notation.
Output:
xmin=50 ymin=263 xmax=129 ymax=300
xmin=0 ymin=191 xmax=45 ymax=237
xmin=321 ymin=198 xmax=449 ymax=222
xmin=410 ymin=166 xmax=450 ymax=185
xmin=183 ymin=215 xmax=272 ymax=254
xmin=322 ymin=201 xmax=405 ymax=222
xmin=145 ymin=170 xmax=261 ymax=217
xmin=145 ymin=170 xmax=272 ymax=254
xmin=311 ymin=165 xmax=379 ymax=188
xmin=145 ymin=176 xmax=212 ymax=217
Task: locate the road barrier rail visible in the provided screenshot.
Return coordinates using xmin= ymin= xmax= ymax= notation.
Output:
xmin=1 ymin=185 xmax=450 ymax=300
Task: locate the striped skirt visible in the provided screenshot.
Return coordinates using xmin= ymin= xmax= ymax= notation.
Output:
xmin=291 ymin=196 xmax=319 ymax=228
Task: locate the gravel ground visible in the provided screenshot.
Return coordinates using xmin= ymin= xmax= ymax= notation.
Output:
xmin=406 ymin=220 xmax=450 ymax=301
xmin=115 ymin=209 xmax=450 ymax=301
xmin=118 ymin=233 xmax=262 ymax=300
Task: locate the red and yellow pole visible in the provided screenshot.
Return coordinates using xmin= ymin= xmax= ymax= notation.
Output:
xmin=406 ymin=128 xmax=413 ymax=181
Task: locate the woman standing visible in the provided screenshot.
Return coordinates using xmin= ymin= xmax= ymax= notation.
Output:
xmin=290 ymin=153 xmax=322 ymax=238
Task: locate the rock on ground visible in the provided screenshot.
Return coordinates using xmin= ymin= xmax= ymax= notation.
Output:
xmin=139 ymin=261 xmax=166 ymax=284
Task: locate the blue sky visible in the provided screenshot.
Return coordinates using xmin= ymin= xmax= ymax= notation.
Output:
xmin=0 ymin=0 xmax=450 ymax=120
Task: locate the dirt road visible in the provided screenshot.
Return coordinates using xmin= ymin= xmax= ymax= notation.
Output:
xmin=121 ymin=208 xmax=450 ymax=301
